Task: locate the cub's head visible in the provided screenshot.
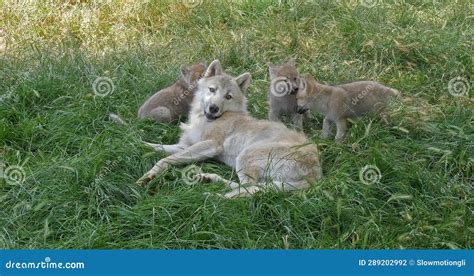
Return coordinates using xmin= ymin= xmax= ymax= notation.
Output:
xmin=196 ymin=60 xmax=251 ymax=121
xmin=268 ymin=58 xmax=301 ymax=97
xmin=295 ymin=74 xmax=315 ymax=114
xmin=179 ymin=61 xmax=207 ymax=88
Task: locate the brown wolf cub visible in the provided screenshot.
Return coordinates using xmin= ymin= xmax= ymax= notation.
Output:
xmin=296 ymin=74 xmax=401 ymax=141
xmin=137 ymin=62 xmax=207 ymax=123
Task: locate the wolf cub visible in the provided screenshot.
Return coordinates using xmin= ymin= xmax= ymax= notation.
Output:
xmin=268 ymin=58 xmax=305 ymax=130
xmin=137 ymin=62 xmax=207 ymax=123
xmin=296 ymin=74 xmax=401 ymax=141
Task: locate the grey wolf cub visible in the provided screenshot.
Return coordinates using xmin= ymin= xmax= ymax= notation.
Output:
xmin=268 ymin=58 xmax=305 ymax=130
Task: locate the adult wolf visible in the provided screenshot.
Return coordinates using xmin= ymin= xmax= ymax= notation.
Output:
xmin=137 ymin=60 xmax=322 ymax=198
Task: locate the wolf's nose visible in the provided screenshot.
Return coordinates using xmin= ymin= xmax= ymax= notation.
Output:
xmin=297 ymin=106 xmax=308 ymax=114
xmin=209 ymin=104 xmax=220 ymax=114
xmin=290 ymin=87 xmax=299 ymax=95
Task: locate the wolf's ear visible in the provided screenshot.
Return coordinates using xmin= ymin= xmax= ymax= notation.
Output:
xmin=298 ymin=77 xmax=306 ymax=92
xmin=286 ymin=58 xmax=296 ymax=67
xmin=235 ymin=73 xmax=251 ymax=93
xmin=268 ymin=64 xmax=276 ymax=79
xmin=204 ymin=60 xmax=223 ymax=78
xmin=180 ymin=65 xmax=191 ymax=84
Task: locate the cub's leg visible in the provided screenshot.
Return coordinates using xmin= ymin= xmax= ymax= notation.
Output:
xmin=322 ymin=117 xmax=333 ymax=139
xmin=335 ymin=118 xmax=347 ymax=141
xmin=268 ymin=109 xmax=282 ymax=122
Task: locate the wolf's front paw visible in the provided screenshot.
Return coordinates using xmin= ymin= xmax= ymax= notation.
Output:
xmin=144 ymin=142 xmax=164 ymax=151
xmin=196 ymin=173 xmax=221 ymax=183
xmin=136 ymin=172 xmax=155 ymax=186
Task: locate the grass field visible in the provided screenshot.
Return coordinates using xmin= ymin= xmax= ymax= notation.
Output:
xmin=0 ymin=0 xmax=472 ymax=249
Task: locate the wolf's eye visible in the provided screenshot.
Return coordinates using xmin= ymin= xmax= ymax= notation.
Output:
xmin=225 ymin=94 xmax=232 ymax=100
xmin=209 ymin=87 xmax=216 ymax=93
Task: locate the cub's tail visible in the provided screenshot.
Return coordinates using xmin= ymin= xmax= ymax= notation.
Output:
xmin=108 ymin=112 xmax=128 ymax=125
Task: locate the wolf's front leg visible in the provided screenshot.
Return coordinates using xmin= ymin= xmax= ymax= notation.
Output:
xmin=145 ymin=142 xmax=186 ymax=154
xmin=322 ymin=117 xmax=333 ymax=139
xmin=137 ymin=140 xmax=223 ymax=186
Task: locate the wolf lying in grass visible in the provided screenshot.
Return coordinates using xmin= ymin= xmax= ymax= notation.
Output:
xmin=268 ymin=58 xmax=306 ymax=130
xmin=137 ymin=60 xmax=323 ymax=198
xmin=137 ymin=62 xmax=207 ymax=123
xmin=296 ymin=74 xmax=401 ymax=141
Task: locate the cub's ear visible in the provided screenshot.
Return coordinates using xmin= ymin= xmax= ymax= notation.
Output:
xmin=298 ymin=77 xmax=307 ymax=92
xmin=180 ymin=65 xmax=191 ymax=85
xmin=268 ymin=63 xmax=276 ymax=79
xmin=235 ymin=72 xmax=251 ymax=93
xmin=204 ymin=60 xmax=223 ymax=78
xmin=286 ymin=57 xmax=296 ymax=67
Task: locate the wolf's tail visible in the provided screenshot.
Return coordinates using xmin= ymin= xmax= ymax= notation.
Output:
xmin=108 ymin=112 xmax=128 ymax=125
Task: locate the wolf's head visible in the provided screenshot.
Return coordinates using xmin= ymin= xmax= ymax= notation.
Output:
xmin=295 ymin=74 xmax=315 ymax=114
xmin=194 ymin=60 xmax=251 ymax=121
xmin=268 ymin=58 xmax=301 ymax=97
xmin=179 ymin=61 xmax=207 ymax=89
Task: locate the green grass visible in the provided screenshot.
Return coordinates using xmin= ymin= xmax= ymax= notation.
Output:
xmin=0 ymin=0 xmax=472 ymax=249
